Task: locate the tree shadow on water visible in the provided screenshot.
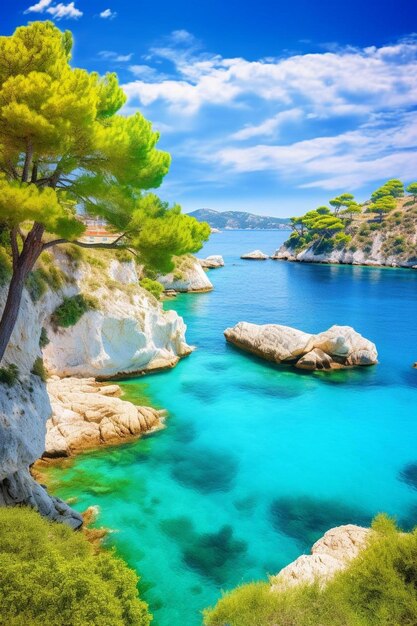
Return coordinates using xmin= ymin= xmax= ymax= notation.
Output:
xmin=159 ymin=516 xmax=248 ymax=585
xmin=269 ymin=495 xmax=371 ymax=550
xmin=170 ymin=447 xmax=239 ymax=494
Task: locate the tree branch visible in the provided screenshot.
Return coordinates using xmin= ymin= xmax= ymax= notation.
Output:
xmin=42 ymin=232 xmax=128 ymax=252
xmin=22 ymin=141 xmax=34 ymax=183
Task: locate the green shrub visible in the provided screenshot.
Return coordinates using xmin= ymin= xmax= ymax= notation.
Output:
xmin=115 ymin=248 xmax=133 ymax=263
xmin=0 ymin=507 xmax=151 ymax=626
xmin=51 ymin=294 xmax=98 ymax=328
xmin=204 ymin=515 xmax=417 ymax=626
xmin=63 ymin=244 xmax=85 ymax=265
xmin=26 ymin=269 xmax=48 ymax=302
xmin=31 ymin=357 xmax=47 ymax=382
xmin=26 ymin=262 xmax=66 ymax=302
xmin=39 ymin=327 xmax=49 ymax=349
xmin=0 ymin=363 xmax=19 ymax=386
xmin=0 ymin=246 xmax=12 ymax=287
xmin=140 ymin=277 xmax=164 ymax=299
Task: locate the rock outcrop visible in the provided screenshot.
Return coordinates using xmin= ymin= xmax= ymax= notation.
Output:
xmin=241 ymin=250 xmax=269 ymax=260
xmin=0 ymin=286 xmax=82 ymax=528
xmin=224 ymin=322 xmax=377 ymax=370
xmin=43 ymin=254 xmax=192 ymax=379
xmin=158 ymin=255 xmax=213 ymax=292
xmin=270 ymin=524 xmax=370 ymax=591
xmin=45 ymin=377 xmax=165 ymax=457
xmin=198 ymin=255 xmax=225 ymax=269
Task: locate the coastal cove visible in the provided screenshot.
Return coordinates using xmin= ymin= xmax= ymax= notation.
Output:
xmin=44 ymin=231 xmax=417 ymax=626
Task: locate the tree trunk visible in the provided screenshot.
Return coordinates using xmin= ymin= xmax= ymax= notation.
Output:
xmin=0 ymin=224 xmax=44 ymax=364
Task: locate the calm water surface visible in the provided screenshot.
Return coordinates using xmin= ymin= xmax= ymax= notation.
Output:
xmin=46 ymin=231 xmax=417 ymax=626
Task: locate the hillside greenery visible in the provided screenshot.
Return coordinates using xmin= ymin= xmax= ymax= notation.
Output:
xmin=204 ymin=515 xmax=417 ymax=626
xmin=285 ymin=179 xmax=417 ymax=262
xmin=0 ymin=507 xmax=151 ymax=626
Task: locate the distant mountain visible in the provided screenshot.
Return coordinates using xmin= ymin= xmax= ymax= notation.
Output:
xmin=188 ymin=209 xmax=291 ymax=230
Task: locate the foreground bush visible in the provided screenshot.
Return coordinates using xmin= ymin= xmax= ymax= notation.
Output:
xmin=0 ymin=507 xmax=151 ymax=625
xmin=204 ymin=515 xmax=417 ymax=626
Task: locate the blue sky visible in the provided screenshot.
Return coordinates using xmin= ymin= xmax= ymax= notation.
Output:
xmin=4 ymin=0 xmax=417 ymax=216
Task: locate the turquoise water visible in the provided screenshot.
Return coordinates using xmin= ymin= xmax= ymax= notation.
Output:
xmin=47 ymin=231 xmax=417 ymax=626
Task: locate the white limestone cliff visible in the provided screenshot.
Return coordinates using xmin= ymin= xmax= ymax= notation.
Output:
xmin=43 ymin=255 xmax=192 ymax=378
xmin=0 ymin=286 xmax=82 ymax=528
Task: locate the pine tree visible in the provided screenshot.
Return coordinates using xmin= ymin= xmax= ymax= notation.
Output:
xmin=0 ymin=22 xmax=210 ymax=362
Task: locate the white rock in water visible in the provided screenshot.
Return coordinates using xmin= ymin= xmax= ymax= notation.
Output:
xmin=45 ymin=377 xmax=165 ymax=456
xmin=159 ymin=257 xmax=213 ymax=292
xmin=224 ymin=322 xmax=312 ymax=363
xmin=198 ymin=255 xmax=225 ymax=269
xmin=224 ymin=322 xmax=377 ymax=370
xmin=270 ymin=525 xmax=370 ymax=591
xmin=240 ymin=250 xmax=269 ymax=260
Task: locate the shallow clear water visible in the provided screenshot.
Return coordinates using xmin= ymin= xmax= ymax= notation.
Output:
xmin=46 ymin=231 xmax=417 ymax=626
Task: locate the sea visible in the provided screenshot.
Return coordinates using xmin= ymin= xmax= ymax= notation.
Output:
xmin=44 ymin=230 xmax=417 ymax=626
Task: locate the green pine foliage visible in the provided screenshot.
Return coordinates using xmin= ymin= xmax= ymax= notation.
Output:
xmin=204 ymin=515 xmax=417 ymax=626
xmin=0 ymin=507 xmax=151 ymax=626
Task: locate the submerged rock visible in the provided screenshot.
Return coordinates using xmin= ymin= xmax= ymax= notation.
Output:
xmin=224 ymin=322 xmax=377 ymax=370
xmin=45 ymin=377 xmax=165 ymax=457
xmin=198 ymin=255 xmax=225 ymax=269
xmin=270 ymin=524 xmax=369 ymax=591
xmin=240 ymin=250 xmax=269 ymax=260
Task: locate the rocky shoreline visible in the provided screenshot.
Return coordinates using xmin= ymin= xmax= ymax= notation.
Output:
xmin=271 ymin=243 xmax=417 ymax=268
xmin=44 ymin=377 xmax=166 ymax=458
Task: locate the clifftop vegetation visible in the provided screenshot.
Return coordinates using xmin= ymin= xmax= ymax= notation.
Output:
xmin=204 ymin=515 xmax=417 ymax=626
xmin=284 ymin=179 xmax=417 ymax=264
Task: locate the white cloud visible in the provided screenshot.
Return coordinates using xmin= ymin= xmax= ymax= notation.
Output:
xmin=99 ymin=51 xmax=133 ymax=62
xmin=123 ymin=40 xmax=417 ymax=118
xmin=100 ymin=8 xmax=117 ymax=19
xmin=121 ymin=34 xmax=417 ymax=196
xmin=25 ymin=0 xmax=82 ymax=18
xmin=46 ymin=2 xmax=82 ymax=19
xmin=24 ymin=0 xmax=52 ymax=12
xmin=214 ymin=111 xmax=417 ymax=189
xmin=231 ymin=109 xmax=303 ymax=140
xmin=129 ymin=64 xmax=162 ymax=79
xmin=170 ymin=30 xmax=195 ymax=44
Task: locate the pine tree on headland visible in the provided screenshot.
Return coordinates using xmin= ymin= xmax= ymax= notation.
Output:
xmin=0 ymin=22 xmax=210 ymax=363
